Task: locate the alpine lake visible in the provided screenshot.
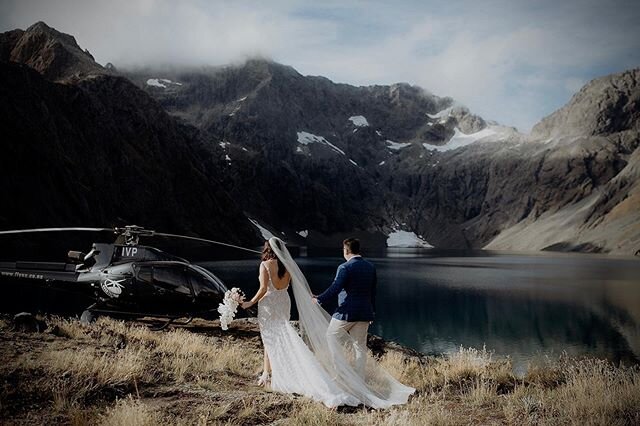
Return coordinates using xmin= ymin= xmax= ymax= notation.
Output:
xmin=201 ymin=248 xmax=640 ymax=374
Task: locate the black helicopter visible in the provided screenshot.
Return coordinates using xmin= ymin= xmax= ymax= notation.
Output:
xmin=0 ymin=225 xmax=260 ymax=329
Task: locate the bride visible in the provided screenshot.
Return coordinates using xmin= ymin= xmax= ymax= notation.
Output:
xmin=240 ymin=237 xmax=415 ymax=408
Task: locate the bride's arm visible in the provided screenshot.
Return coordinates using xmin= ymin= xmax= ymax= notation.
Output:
xmin=241 ymin=263 xmax=269 ymax=309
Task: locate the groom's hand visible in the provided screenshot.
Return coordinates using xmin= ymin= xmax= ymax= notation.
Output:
xmin=312 ymin=297 xmax=319 ymax=304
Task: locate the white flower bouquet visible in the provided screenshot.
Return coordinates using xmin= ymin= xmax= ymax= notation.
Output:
xmin=217 ymin=287 xmax=246 ymax=330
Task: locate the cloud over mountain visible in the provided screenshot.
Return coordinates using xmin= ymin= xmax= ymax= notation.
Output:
xmin=2 ymin=0 xmax=639 ymax=132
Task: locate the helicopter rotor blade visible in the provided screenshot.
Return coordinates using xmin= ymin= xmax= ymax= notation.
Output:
xmin=150 ymin=232 xmax=262 ymax=254
xmin=0 ymin=226 xmax=262 ymax=254
xmin=0 ymin=227 xmax=115 ymax=235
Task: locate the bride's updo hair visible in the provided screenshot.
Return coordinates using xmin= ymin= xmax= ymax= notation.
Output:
xmin=261 ymin=240 xmax=287 ymax=278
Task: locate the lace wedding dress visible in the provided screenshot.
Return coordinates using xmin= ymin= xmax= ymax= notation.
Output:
xmin=256 ymin=238 xmax=415 ymax=409
xmin=258 ymin=261 xmax=360 ymax=407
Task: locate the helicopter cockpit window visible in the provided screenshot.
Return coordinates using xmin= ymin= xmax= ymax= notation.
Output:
xmin=153 ymin=266 xmax=192 ymax=296
xmin=188 ymin=269 xmax=223 ymax=297
xmin=136 ymin=266 xmax=152 ymax=283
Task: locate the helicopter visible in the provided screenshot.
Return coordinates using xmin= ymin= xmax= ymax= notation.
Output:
xmin=0 ymin=225 xmax=261 ymax=330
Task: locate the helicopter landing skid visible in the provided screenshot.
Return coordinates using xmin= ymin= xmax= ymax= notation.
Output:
xmin=147 ymin=318 xmax=175 ymax=331
xmin=81 ymin=306 xmax=194 ymax=331
xmin=147 ymin=316 xmax=194 ymax=331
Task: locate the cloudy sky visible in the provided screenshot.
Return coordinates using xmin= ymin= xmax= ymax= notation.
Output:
xmin=2 ymin=0 xmax=639 ymax=132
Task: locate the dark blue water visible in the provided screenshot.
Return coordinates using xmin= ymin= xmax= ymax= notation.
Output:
xmin=201 ymin=249 xmax=640 ymax=371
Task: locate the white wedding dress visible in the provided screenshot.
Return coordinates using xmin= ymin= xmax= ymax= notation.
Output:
xmin=258 ymin=261 xmax=360 ymax=407
xmin=256 ymin=238 xmax=415 ymax=409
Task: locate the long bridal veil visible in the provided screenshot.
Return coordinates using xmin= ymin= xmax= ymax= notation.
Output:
xmin=268 ymin=237 xmax=415 ymax=408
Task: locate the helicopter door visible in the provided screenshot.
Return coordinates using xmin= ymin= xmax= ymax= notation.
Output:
xmin=133 ymin=265 xmax=155 ymax=312
xmin=187 ymin=268 xmax=224 ymax=310
xmin=139 ymin=265 xmax=195 ymax=315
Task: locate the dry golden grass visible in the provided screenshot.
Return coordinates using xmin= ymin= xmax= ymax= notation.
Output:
xmin=358 ymin=394 xmax=463 ymax=426
xmin=1 ymin=316 xmax=639 ymax=426
xmin=380 ymin=345 xmax=514 ymax=396
xmin=45 ymin=347 xmax=150 ymax=387
xmin=524 ymin=354 xmax=566 ymax=388
xmin=0 ymin=317 xmax=10 ymax=330
xmin=542 ymin=358 xmax=640 ymax=425
xmin=47 ymin=316 xmax=261 ymax=384
xmin=377 ymin=345 xmax=640 ymax=425
xmin=281 ymin=400 xmax=342 ymax=425
xmin=464 ymin=378 xmax=499 ymax=408
xmin=50 ymin=316 xmax=94 ymax=340
xmin=100 ymin=396 xmax=161 ymax=426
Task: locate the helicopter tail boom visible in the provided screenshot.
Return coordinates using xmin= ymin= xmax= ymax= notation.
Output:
xmin=0 ymin=261 xmax=79 ymax=282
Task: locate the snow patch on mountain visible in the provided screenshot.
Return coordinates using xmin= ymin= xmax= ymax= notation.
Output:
xmin=297 ymin=131 xmax=346 ymax=155
xmin=348 ymin=115 xmax=369 ymax=127
xmin=423 ymin=126 xmax=501 ymax=152
xmin=146 ymin=78 xmax=167 ymax=88
xmin=386 ymin=140 xmax=412 ymax=150
xmin=229 ymin=105 xmax=241 ymax=117
xmin=146 ymin=78 xmax=182 ymax=88
xmin=387 ymin=230 xmax=433 ymax=248
xmin=297 ymin=230 xmax=309 ymax=238
xmin=426 ymin=106 xmax=454 ymax=120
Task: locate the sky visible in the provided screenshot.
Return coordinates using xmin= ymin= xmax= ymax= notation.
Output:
xmin=1 ymin=0 xmax=639 ymax=133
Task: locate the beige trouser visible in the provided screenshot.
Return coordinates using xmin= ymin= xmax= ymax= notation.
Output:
xmin=327 ymin=318 xmax=369 ymax=378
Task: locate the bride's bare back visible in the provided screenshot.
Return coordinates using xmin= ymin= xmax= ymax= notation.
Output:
xmin=263 ymin=259 xmax=290 ymax=290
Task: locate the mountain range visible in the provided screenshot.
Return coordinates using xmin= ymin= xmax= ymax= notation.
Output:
xmin=1 ymin=22 xmax=638 ymax=254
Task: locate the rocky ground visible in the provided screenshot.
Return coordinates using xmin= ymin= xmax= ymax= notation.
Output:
xmin=1 ymin=314 xmax=638 ymax=425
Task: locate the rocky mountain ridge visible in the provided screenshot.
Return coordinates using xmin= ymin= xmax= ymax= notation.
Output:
xmin=484 ymin=69 xmax=640 ymax=253
xmin=0 ymin=22 xmax=256 ymax=246
xmin=122 ymin=59 xmax=523 ymax=245
xmin=532 ymin=68 xmax=640 ymax=138
xmin=0 ymin=21 xmax=105 ymax=82
xmin=1 ymin=22 xmax=638 ymax=254
xmin=125 ymin=59 xmax=497 ymax=149
xmin=126 ymin=58 xmax=639 ymax=253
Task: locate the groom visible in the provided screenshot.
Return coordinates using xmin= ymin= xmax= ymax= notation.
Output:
xmin=313 ymin=238 xmax=376 ymax=377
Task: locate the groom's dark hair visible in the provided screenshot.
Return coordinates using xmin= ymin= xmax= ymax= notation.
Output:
xmin=343 ymin=238 xmax=360 ymax=255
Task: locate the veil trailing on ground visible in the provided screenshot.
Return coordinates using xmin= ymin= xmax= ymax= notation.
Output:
xmin=268 ymin=237 xmax=415 ymax=408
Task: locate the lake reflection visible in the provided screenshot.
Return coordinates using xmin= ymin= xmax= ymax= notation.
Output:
xmin=201 ymin=250 xmax=640 ymax=371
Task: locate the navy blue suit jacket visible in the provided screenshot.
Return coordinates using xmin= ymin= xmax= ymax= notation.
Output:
xmin=317 ymin=256 xmax=377 ymax=322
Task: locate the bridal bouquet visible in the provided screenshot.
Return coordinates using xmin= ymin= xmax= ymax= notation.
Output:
xmin=217 ymin=287 xmax=245 ymax=330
